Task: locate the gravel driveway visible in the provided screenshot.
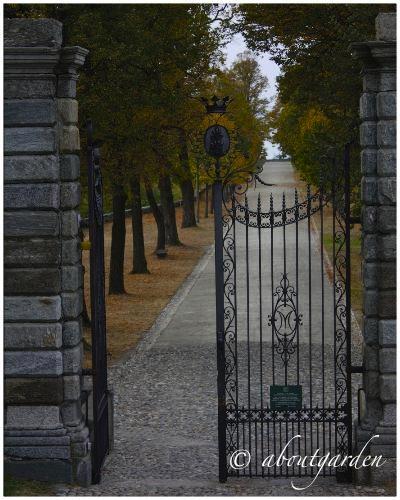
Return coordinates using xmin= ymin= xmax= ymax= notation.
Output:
xmin=60 ymin=343 xmax=388 ymax=496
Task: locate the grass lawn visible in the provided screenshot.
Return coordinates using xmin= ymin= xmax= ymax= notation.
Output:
xmin=322 ymin=224 xmax=362 ymax=327
xmin=293 ymin=171 xmax=363 ymax=329
xmin=82 ymin=195 xmax=214 ymax=364
xmin=3 ymin=475 xmax=55 ymax=496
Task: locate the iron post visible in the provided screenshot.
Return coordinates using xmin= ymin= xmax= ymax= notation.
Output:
xmin=202 ymin=95 xmax=231 ymax=483
xmin=213 ymin=157 xmax=227 ymax=482
xmin=86 ymin=120 xmax=110 ymax=484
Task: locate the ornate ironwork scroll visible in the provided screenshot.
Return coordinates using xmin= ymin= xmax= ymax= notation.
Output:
xmin=232 ymin=189 xmax=329 ymax=228
xmin=332 ymin=150 xmax=352 ymax=478
xmin=223 ymin=206 xmax=238 ymax=461
xmin=217 ymin=150 xmax=353 ymax=482
xmin=268 ymin=274 xmax=303 ymax=368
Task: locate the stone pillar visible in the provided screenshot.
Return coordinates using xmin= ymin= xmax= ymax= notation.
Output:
xmin=351 ymin=12 xmax=396 ymax=483
xmin=4 ymin=19 xmax=90 ymax=485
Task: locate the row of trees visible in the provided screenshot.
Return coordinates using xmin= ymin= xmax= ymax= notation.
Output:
xmin=7 ymin=5 xmax=390 ymax=243
xmin=235 ymin=4 xmax=395 ymax=187
xmin=6 ymin=5 xmax=268 ymax=293
xmin=11 ymin=5 xmax=385 ymax=286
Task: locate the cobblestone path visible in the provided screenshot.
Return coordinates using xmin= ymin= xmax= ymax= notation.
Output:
xmin=60 ymin=345 xmax=389 ymax=496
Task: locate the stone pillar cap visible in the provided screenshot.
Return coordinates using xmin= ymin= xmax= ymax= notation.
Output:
xmin=350 ymin=40 xmax=396 ymax=67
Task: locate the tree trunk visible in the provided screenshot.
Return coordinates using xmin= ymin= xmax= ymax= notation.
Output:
xmin=144 ymin=180 xmax=165 ymax=253
xmin=158 ymin=173 xmax=181 ymax=246
xmin=178 ymin=129 xmax=196 ymax=228
xmin=196 ymin=166 xmax=200 ymax=223
xmin=109 ymin=184 xmax=127 ymax=294
xmin=180 ymin=179 xmax=196 ymax=228
xmin=205 ymin=183 xmax=209 ymax=218
xmin=130 ymin=175 xmax=149 ymax=274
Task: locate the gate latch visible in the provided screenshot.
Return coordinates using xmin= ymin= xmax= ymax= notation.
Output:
xmin=351 ymin=365 xmax=364 ymax=374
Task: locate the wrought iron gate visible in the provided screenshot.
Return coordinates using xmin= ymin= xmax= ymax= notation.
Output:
xmin=214 ymin=146 xmax=353 ymax=482
xmin=86 ymin=121 xmax=110 ymax=483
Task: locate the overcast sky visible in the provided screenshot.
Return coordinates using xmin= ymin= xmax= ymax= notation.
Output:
xmin=223 ymin=32 xmax=281 ymax=158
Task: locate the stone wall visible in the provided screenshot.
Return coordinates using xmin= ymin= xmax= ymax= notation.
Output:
xmin=4 ymin=19 xmax=91 ymax=485
xmin=351 ymin=12 xmax=396 ymax=483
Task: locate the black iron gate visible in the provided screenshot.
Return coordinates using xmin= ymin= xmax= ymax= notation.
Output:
xmin=214 ymin=146 xmax=353 ymax=482
xmin=86 ymin=121 xmax=110 ymax=483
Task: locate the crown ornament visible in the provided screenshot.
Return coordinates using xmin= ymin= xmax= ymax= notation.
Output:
xmin=201 ymin=95 xmax=232 ymax=114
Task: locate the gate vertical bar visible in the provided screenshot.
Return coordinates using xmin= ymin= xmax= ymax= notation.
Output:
xmin=232 ymin=196 xmax=240 ymax=477
xmin=269 ymin=194 xmax=277 ymax=477
xmin=257 ymin=195 xmax=264 ymax=476
xmin=245 ymin=195 xmax=252 ymax=476
xmin=319 ymin=177 xmax=326 ymax=475
xmin=295 ymin=189 xmax=300 ymax=386
xmin=344 ymin=143 xmax=353 ymax=464
xmin=214 ymin=159 xmax=227 ymax=483
xmin=307 ymin=184 xmax=313 ymax=475
xmin=332 ymin=159 xmax=338 ymax=467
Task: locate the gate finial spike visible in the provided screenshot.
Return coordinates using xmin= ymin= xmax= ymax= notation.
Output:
xmin=307 ymin=184 xmax=311 ymax=199
xmin=282 ymin=191 xmax=286 ymax=210
xmin=244 ymin=194 xmax=248 ymax=209
xmin=257 ymin=193 xmax=261 ymax=212
xmin=270 ymin=192 xmax=274 ymax=211
xmin=294 ymin=188 xmax=299 ymax=205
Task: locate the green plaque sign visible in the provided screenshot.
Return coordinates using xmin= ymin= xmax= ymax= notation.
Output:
xmin=270 ymin=385 xmax=302 ymax=410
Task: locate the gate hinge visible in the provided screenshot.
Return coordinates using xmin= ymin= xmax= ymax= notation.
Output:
xmin=351 ymin=365 xmax=364 ymax=374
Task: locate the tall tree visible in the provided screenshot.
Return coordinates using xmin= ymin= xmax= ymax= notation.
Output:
xmin=236 ymin=4 xmax=395 ymax=183
xmin=130 ymin=174 xmax=148 ymax=274
xmin=159 ymin=171 xmax=181 ymax=246
xmin=144 ymin=179 xmax=166 ymax=253
xmin=178 ymin=128 xmax=197 ymax=228
xmin=9 ymin=4 xmax=228 ymax=268
xmin=226 ymin=50 xmax=269 ymax=118
xmin=208 ymin=52 xmax=269 ymax=175
xmin=109 ymin=183 xmax=127 ymax=293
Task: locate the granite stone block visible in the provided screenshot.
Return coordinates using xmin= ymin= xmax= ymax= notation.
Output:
xmin=4 ymin=155 xmax=59 ymax=183
xmin=4 ymin=296 xmax=61 ymax=322
xmin=4 ymin=323 xmax=62 ymax=350
xmin=5 ymin=351 xmax=63 ymax=377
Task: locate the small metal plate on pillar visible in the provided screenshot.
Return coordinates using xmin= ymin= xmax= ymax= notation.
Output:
xmin=270 ymin=385 xmax=302 ymax=410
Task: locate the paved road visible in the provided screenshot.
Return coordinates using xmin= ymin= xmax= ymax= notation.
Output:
xmin=159 ymin=160 xmax=334 ymax=346
xmin=63 ymin=161 xmax=382 ymax=496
